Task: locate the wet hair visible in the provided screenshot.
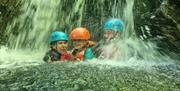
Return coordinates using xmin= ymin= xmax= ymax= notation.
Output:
xmin=50 ymin=41 xmax=57 ymax=46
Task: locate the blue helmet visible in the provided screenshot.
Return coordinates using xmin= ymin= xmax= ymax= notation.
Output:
xmin=50 ymin=31 xmax=68 ymax=43
xmin=103 ymin=18 xmax=124 ymax=32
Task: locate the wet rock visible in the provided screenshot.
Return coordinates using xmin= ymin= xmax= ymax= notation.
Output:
xmin=0 ymin=63 xmax=179 ymax=90
xmin=0 ymin=0 xmax=22 ymax=45
xmin=134 ymin=0 xmax=180 ymax=60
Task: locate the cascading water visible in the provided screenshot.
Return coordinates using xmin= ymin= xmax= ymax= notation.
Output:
xmin=5 ymin=0 xmax=92 ymax=50
xmin=6 ymin=0 xmax=60 ymax=50
xmin=0 ymin=0 xmax=179 ymax=90
xmin=0 ymin=0 xmax=176 ymax=67
xmin=1 ymin=0 xmax=88 ymax=68
xmin=5 ymin=0 xmax=125 ymax=50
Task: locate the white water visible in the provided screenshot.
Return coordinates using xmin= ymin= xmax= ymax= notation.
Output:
xmin=0 ymin=43 xmax=175 ymax=69
xmin=0 ymin=0 xmax=177 ymax=69
xmin=0 ymin=46 xmax=43 ymax=69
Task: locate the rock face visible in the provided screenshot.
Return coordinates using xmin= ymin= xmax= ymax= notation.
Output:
xmin=134 ymin=0 xmax=180 ymax=58
xmin=0 ymin=0 xmax=21 ymax=45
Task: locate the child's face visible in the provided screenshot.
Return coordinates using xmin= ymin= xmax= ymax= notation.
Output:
xmin=104 ymin=30 xmax=118 ymax=41
xmin=53 ymin=40 xmax=68 ymax=54
xmin=104 ymin=30 xmax=116 ymax=39
xmin=72 ymin=40 xmax=88 ymax=49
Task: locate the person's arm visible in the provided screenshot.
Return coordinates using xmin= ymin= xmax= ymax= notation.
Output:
xmin=43 ymin=49 xmax=60 ymax=63
xmin=43 ymin=52 xmax=52 ymax=64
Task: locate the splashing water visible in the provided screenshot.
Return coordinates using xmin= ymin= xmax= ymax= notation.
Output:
xmin=6 ymin=0 xmax=61 ymax=50
xmin=1 ymin=0 xmax=177 ymax=69
xmin=0 ymin=46 xmax=43 ymax=69
xmin=0 ymin=1 xmax=180 ymax=90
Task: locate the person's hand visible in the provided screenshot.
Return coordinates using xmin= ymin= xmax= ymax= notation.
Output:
xmin=48 ymin=60 xmax=52 ymax=64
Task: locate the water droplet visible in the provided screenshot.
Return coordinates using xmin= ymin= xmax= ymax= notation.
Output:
xmin=145 ymin=25 xmax=150 ymax=31
xmin=150 ymin=15 xmax=155 ymax=19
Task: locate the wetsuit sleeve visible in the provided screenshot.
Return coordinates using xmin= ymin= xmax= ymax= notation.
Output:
xmin=43 ymin=49 xmax=60 ymax=63
xmin=43 ymin=52 xmax=51 ymax=63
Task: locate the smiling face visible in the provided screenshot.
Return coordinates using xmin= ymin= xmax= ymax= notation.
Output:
xmin=72 ymin=39 xmax=88 ymax=49
xmin=52 ymin=40 xmax=68 ymax=54
xmin=103 ymin=30 xmax=118 ymax=41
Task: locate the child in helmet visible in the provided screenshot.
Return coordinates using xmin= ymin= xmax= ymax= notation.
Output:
xmin=94 ymin=18 xmax=124 ymax=59
xmin=43 ymin=31 xmax=72 ymax=63
xmin=69 ymin=27 xmax=95 ymax=61
xmin=103 ymin=18 xmax=124 ymax=43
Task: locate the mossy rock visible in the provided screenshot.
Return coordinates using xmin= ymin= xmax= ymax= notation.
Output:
xmin=0 ymin=62 xmax=179 ymax=91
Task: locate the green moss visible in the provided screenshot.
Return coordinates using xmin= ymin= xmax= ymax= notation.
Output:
xmin=0 ymin=62 xmax=179 ymax=91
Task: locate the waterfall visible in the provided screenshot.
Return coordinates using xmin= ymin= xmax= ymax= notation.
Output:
xmin=1 ymin=0 xmax=173 ymax=66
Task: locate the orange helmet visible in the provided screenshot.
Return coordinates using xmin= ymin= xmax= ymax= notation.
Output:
xmin=69 ymin=27 xmax=90 ymax=40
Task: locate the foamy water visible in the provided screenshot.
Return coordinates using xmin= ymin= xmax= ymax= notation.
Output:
xmin=0 ymin=43 xmax=175 ymax=70
xmin=0 ymin=46 xmax=43 ymax=69
xmin=1 ymin=0 xmax=178 ymax=70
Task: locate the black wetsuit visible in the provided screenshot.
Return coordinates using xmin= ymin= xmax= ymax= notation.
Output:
xmin=43 ymin=48 xmax=60 ymax=63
